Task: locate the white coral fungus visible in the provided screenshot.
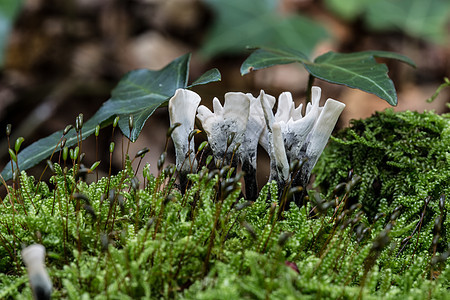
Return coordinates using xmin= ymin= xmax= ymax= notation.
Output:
xmin=259 ymin=86 xmax=345 ymax=187
xmin=197 ymin=92 xmax=250 ymax=166
xmin=168 ymin=88 xmax=201 ymax=173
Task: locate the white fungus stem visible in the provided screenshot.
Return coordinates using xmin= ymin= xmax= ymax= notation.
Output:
xmin=168 ymin=89 xmax=201 ymax=173
xmin=197 ymin=92 xmax=250 ymax=168
xmin=22 ymin=244 xmax=52 ymax=300
xmin=300 ymin=98 xmax=346 ymax=181
xmin=169 ymin=89 xmax=201 ymax=191
xmin=260 ymin=90 xmax=289 ymax=185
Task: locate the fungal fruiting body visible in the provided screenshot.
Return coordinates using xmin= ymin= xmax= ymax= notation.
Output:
xmin=173 ymin=86 xmax=344 ymax=206
xmin=240 ymin=91 xmax=275 ymax=200
xmin=197 ymin=92 xmax=250 ymax=168
xmin=282 ymin=87 xmax=321 ymax=163
xmin=259 ymin=86 xmax=345 ymax=205
xmin=168 ymin=89 xmax=201 ymax=191
xmin=260 ymin=90 xmax=290 ymax=190
xmin=22 ymin=244 xmax=52 ymax=300
xmin=293 ymin=97 xmax=346 ymax=196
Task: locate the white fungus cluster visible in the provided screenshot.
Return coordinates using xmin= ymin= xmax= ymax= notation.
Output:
xmin=168 ymin=87 xmax=345 ymax=202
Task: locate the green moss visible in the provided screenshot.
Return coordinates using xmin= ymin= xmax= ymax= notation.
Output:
xmin=315 ymin=109 xmax=449 ymax=211
xmin=1 ymin=109 xmax=449 ymax=298
xmin=314 ymin=109 xmax=450 ymax=276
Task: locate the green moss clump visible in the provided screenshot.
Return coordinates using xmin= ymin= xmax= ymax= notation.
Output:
xmin=1 ymin=109 xmax=449 ymax=299
xmin=314 ymin=108 xmax=450 ymax=259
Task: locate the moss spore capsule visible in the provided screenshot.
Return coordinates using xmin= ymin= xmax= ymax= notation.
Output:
xmin=439 ymin=194 xmax=445 ymax=211
xmin=100 ymin=234 xmax=109 ymax=252
xmin=46 ymin=160 xmax=55 ymax=173
xmin=347 ymin=169 xmax=354 ymax=181
xmin=287 ymin=186 xmax=303 ymax=199
xmin=289 ymin=159 xmax=300 ymax=174
xmin=131 ymin=177 xmax=139 ymax=191
xmin=167 ymin=122 xmax=181 ymax=138
xmin=8 ymin=149 xmax=17 ymax=163
xmin=241 ymin=221 xmax=257 ymax=239
xmin=14 ymin=137 xmax=24 ymax=153
xmin=146 ymin=217 xmax=155 ymax=229
xmin=90 ymin=161 xmax=100 ymax=171
xmin=434 ymin=215 xmax=443 ymax=232
xmin=333 ymin=182 xmax=346 ymax=196
xmin=73 ymin=146 xmax=80 ymax=160
xmin=108 ymin=189 xmax=116 ymax=205
xmin=135 ymin=147 xmax=149 ymax=158
xmin=76 ymin=113 xmax=84 ymax=132
xmin=12 ymin=169 xmax=19 ymax=181
xmin=184 ymin=149 xmax=193 ymax=158
xmin=6 ymin=123 xmax=11 ymax=136
xmin=83 ymin=204 xmax=97 ymax=220
xmin=128 ymin=115 xmax=134 ymax=131
xmin=349 ymin=203 xmax=362 ymax=212
xmin=72 ymin=192 xmax=90 ymax=203
xmin=157 ymin=152 xmax=166 ymax=170
xmin=63 ymin=124 xmax=73 ymax=135
xmin=188 ymin=129 xmax=201 ymax=142
xmin=226 ymin=132 xmax=236 ymax=148
xmin=95 ymin=125 xmax=100 ymax=137
xmin=234 ymin=201 xmax=253 ymax=211
xmin=198 ymin=141 xmax=208 ymax=152
xmin=113 ymin=116 xmax=120 ymax=128
xmin=278 ymin=232 xmax=293 ymax=247
xmin=63 ymin=146 xmax=69 ymax=161
xmin=374 ymin=213 xmax=385 ymax=222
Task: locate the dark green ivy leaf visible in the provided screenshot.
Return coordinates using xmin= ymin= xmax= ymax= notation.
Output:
xmin=188 ymin=68 xmax=221 ymax=88
xmin=241 ymin=47 xmax=415 ymax=106
xmin=240 ymin=48 xmax=310 ymax=74
xmin=325 ymin=0 xmax=450 ymax=44
xmin=201 ymin=0 xmax=328 ymax=58
xmin=0 ymin=0 xmax=23 ymax=68
xmin=114 ymin=54 xmax=190 ymax=142
xmin=365 ymin=0 xmax=450 ymax=44
xmin=1 ymin=54 xmax=221 ymax=182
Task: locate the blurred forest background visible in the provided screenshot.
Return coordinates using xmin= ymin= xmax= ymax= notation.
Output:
xmin=0 ymin=0 xmax=449 ymax=187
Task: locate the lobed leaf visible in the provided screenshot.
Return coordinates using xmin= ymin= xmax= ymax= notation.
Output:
xmin=324 ymin=0 xmax=371 ymax=20
xmin=1 ymin=54 xmax=221 ymax=182
xmin=0 ymin=0 xmax=23 ymax=68
xmin=113 ymin=54 xmax=190 ymax=141
xmin=188 ymin=68 xmax=222 ymax=88
xmin=240 ymin=47 xmax=309 ymax=75
xmin=304 ymin=51 xmax=415 ymax=106
xmin=325 ymin=0 xmax=450 ymax=44
xmin=365 ymin=0 xmax=450 ymax=44
xmin=241 ymin=47 xmax=415 ymax=106
xmin=201 ymin=0 xmax=328 ymax=58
